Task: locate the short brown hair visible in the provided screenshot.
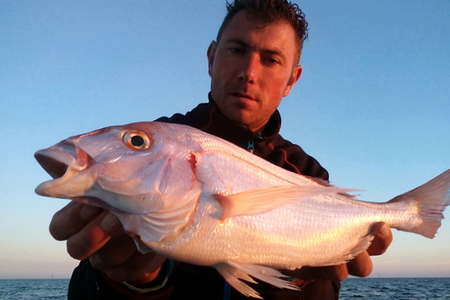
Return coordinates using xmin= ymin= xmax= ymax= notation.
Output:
xmin=216 ymin=0 xmax=309 ymax=62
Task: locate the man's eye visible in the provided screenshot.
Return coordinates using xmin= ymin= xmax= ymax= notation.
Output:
xmin=228 ymin=47 xmax=244 ymax=54
xmin=268 ymin=57 xmax=281 ymax=64
xmin=265 ymin=57 xmax=280 ymax=65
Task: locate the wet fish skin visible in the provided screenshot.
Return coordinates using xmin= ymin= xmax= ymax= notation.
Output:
xmin=35 ymin=122 xmax=450 ymax=299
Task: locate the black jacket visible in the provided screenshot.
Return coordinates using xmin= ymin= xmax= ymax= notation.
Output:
xmin=68 ymin=99 xmax=339 ymax=300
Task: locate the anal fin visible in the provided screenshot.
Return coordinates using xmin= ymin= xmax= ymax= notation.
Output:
xmin=215 ymin=262 xmax=299 ymax=299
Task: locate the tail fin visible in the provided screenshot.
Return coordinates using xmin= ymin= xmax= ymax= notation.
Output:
xmin=388 ymin=169 xmax=450 ymax=238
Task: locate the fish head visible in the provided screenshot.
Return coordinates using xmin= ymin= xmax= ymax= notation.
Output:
xmin=35 ymin=122 xmax=201 ymax=215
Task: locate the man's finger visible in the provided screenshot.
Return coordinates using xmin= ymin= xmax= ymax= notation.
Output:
xmin=289 ymin=264 xmax=349 ymax=281
xmin=89 ymin=234 xmax=137 ymax=270
xmin=367 ymin=222 xmax=393 ymax=256
xmin=347 ymin=251 xmax=372 ymax=277
xmin=66 ymin=212 xmax=122 ymax=260
xmin=49 ymin=201 xmax=102 ymax=240
xmin=103 ymin=252 xmax=166 ymax=283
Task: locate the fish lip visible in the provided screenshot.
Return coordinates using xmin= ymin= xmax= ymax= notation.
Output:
xmin=34 ymin=143 xmax=92 ymax=196
xmin=35 ymin=142 xmax=91 ymax=175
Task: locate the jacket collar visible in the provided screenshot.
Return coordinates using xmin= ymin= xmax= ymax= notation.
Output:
xmin=201 ymin=93 xmax=282 ymax=148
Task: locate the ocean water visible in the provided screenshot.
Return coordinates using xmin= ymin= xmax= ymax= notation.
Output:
xmin=340 ymin=278 xmax=450 ymax=300
xmin=0 ymin=279 xmax=68 ymax=300
xmin=0 ymin=278 xmax=449 ymax=299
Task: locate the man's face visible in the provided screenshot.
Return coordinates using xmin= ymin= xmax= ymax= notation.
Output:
xmin=208 ymin=11 xmax=302 ymax=132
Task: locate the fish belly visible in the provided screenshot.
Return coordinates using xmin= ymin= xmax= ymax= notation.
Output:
xmin=149 ymin=193 xmax=392 ymax=270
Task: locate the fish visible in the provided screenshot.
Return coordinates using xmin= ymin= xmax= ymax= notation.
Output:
xmin=35 ymin=121 xmax=450 ymax=299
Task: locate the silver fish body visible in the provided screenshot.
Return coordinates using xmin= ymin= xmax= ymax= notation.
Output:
xmin=35 ymin=122 xmax=450 ymax=298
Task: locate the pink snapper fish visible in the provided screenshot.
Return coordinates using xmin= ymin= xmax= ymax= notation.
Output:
xmin=35 ymin=122 xmax=450 ymax=299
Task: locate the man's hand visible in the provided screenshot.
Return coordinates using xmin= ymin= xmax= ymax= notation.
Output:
xmin=347 ymin=222 xmax=392 ymax=277
xmin=292 ymin=222 xmax=393 ymax=281
xmin=50 ymin=200 xmax=166 ymax=285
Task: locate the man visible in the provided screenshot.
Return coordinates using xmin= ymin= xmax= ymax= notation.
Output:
xmin=51 ymin=1 xmax=393 ymax=299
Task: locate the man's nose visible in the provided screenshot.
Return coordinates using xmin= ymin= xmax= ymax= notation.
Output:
xmin=237 ymin=53 xmax=260 ymax=83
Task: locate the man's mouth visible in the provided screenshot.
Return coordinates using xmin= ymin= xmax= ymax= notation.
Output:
xmin=231 ymin=92 xmax=256 ymax=101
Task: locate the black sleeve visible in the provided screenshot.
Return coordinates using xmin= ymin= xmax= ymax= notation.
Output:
xmin=68 ymin=260 xmax=99 ymax=300
xmin=68 ymin=260 xmax=175 ymax=300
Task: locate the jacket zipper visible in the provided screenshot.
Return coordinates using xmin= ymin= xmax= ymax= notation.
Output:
xmin=247 ymin=139 xmax=255 ymax=153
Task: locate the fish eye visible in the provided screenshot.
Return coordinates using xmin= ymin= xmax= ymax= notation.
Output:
xmin=131 ymin=135 xmax=144 ymax=147
xmin=122 ymin=131 xmax=151 ymax=150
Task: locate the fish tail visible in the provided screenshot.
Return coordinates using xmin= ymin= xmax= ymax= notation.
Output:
xmin=388 ymin=169 xmax=450 ymax=238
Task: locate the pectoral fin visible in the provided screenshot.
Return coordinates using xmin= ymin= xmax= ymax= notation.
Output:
xmin=215 ymin=185 xmax=355 ymax=220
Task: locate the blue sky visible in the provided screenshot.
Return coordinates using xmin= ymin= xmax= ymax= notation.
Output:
xmin=1 ymin=0 xmax=449 ymax=279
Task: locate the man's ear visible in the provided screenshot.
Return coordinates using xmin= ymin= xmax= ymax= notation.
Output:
xmin=283 ymin=65 xmax=303 ymax=97
xmin=207 ymin=41 xmax=217 ymax=77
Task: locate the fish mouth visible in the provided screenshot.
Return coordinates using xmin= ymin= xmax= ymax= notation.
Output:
xmin=35 ymin=142 xmax=93 ymax=197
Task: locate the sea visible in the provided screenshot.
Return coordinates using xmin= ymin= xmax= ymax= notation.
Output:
xmin=0 ymin=277 xmax=449 ymax=299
